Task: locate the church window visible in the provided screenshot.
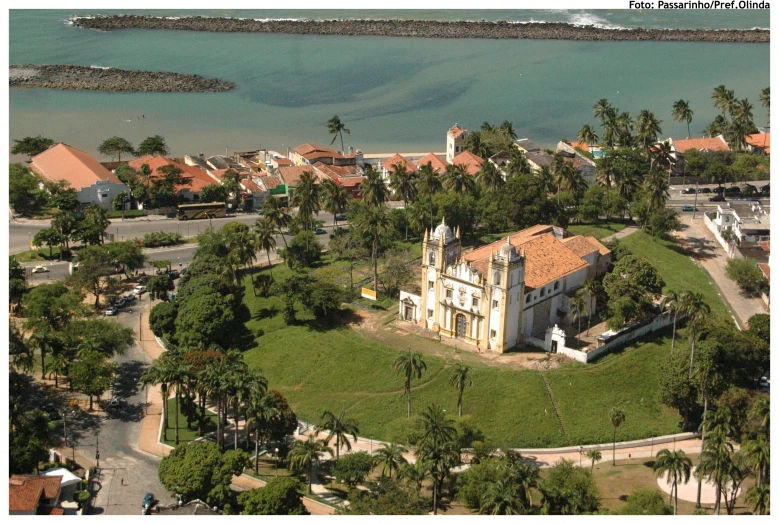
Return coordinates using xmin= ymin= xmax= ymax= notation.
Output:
xmin=490 ymin=329 xmax=497 ymax=339
xmin=472 ymin=297 xmax=479 ymax=308
xmin=446 ymin=289 xmax=453 ymax=299
xmin=554 ymin=281 xmax=560 ymax=291
xmin=428 ymin=309 xmax=434 ymax=318
xmin=428 ymin=251 xmax=436 ymax=265
xmin=428 ymin=280 xmax=435 ymax=290
xmin=494 ymin=272 xmax=501 ymax=285
xmin=492 ymin=299 xmax=499 ymax=310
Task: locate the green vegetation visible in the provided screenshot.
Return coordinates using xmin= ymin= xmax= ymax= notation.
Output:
xmin=568 ymin=221 xmax=627 ymax=240
xmin=107 ymin=209 xmax=144 ymax=218
xmin=160 ymin=395 xmax=218 ymax=447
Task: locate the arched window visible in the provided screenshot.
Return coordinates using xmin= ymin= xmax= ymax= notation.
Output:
xmin=553 ymin=281 xmax=559 ymax=291
xmin=428 ymin=251 xmax=436 ymax=266
xmin=525 ymin=294 xmax=531 ymax=304
xmin=540 ymin=288 xmax=545 ymax=297
xmin=494 ymin=271 xmax=501 ymax=286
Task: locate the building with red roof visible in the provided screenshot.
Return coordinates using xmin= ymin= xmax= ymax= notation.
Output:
xmin=670 ymin=135 xmax=730 ymax=154
xmin=450 ymin=151 xmax=485 ymax=176
xmin=416 ymin=153 xmax=449 ymax=173
xmin=9 ymin=475 xmax=63 ymax=515
xmin=291 ymin=143 xmax=362 ymax=167
xmin=128 ymin=155 xmax=215 ymax=202
xmin=446 ymin=124 xmax=468 ymax=163
xmin=745 ymin=132 xmax=770 ymax=155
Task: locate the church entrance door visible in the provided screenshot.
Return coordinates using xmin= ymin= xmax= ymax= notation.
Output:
xmin=455 ymin=314 xmax=467 ymax=338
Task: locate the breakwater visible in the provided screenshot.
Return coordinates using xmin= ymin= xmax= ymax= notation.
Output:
xmin=9 ymin=64 xmax=235 ymax=92
xmin=69 ymin=15 xmax=770 ymax=43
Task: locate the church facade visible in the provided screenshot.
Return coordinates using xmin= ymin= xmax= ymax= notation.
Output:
xmin=399 ymin=221 xmax=611 ymax=353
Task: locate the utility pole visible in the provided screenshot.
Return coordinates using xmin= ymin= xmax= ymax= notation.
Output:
xmin=692 ymin=181 xmax=699 ymax=220
xmin=95 ymin=430 xmax=100 ymax=468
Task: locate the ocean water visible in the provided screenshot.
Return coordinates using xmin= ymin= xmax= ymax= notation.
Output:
xmin=9 ymin=10 xmax=770 ymax=159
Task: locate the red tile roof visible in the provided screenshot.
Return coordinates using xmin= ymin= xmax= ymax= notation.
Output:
xmin=758 ymin=262 xmax=770 ymax=280
xmin=272 ymin=157 xmax=294 ymax=166
xmin=30 ymin=143 xmax=124 ymax=191
xmin=448 ymin=125 xmax=467 ymax=139
xmin=258 ymin=175 xmax=284 ymax=191
xmin=561 ymin=235 xmax=600 ymax=258
xmin=240 ymin=179 xmax=263 ymax=193
xmin=9 ymin=475 xmax=62 ymax=512
xmin=208 ymin=168 xmax=230 ymax=181
xmin=759 ymin=240 xmax=770 ymax=252
xmin=278 ymin=166 xmax=315 ymax=188
xmin=416 ymin=153 xmax=449 ymax=173
xmin=336 ymin=176 xmax=363 ymax=188
xmin=384 ymin=153 xmax=417 ymax=173
xmin=673 ymin=136 xmax=730 ymax=153
xmin=39 ymin=507 xmax=65 ymax=515
xmin=745 ymin=133 xmax=770 ymax=154
xmin=569 ymin=141 xmax=591 ymax=153
xmin=127 ymin=156 xmax=214 ymax=193
xmin=451 ymin=151 xmax=485 ymax=175
xmin=312 ymin=162 xmax=361 ymax=180
xmin=294 ymin=143 xmax=355 ymax=162
xmin=585 ymin=236 xmax=611 ymax=256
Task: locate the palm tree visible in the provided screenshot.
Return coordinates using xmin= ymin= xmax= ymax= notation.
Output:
xmin=741 ymin=439 xmax=769 ymax=489
xmin=226 ymin=361 xmax=257 ymax=451
xmin=682 ymin=292 xmax=710 ymax=377
xmin=593 ymin=98 xmax=614 ymax=123
xmin=353 ymin=203 xmax=391 ymax=293
xmin=200 ymin=357 xmax=231 ymax=447
xmin=697 ymin=431 xmax=734 ymax=515
xmin=636 ymin=109 xmax=662 ymax=154
xmin=507 ymin=148 xmax=531 ymax=178
xmin=759 ymin=87 xmax=769 ymax=150
xmin=480 ymin=480 xmax=524 ymax=515
xmin=535 ymin=165 xmax=555 ymax=194
xmin=316 ymin=407 xmax=359 ymax=462
xmin=577 ymin=124 xmax=599 ymax=152
xmin=712 ymin=85 xmax=735 ymax=118
xmin=745 ymin=485 xmax=770 ymax=515
xmin=417 ymin=404 xmax=459 ymax=514
xmin=261 ymin=196 xmax=292 ymax=248
xmin=559 ymin=162 xmax=588 ymax=198
xmin=443 ymin=163 xmax=474 ymax=195
xmin=49 ymin=352 xmax=69 ymax=389
xmin=653 ymin=449 xmax=693 ymax=515
xmin=287 ymin=435 xmax=333 ymax=493
xmin=320 ymin=178 xmax=348 ymax=229
xmin=447 ymin=364 xmax=472 ymax=417
xmin=660 ymin=290 xmax=684 ymax=349
xmin=476 ymin=161 xmax=504 ymax=194
xmin=141 ymin=350 xmax=191 ymax=446
xmin=732 ymin=98 xmax=755 ymax=126
xmin=398 ymin=460 xmax=429 ymax=492
xmin=418 ymin=404 xmax=458 ymax=448
xmin=569 ymin=295 xmax=587 ymax=348
xmin=416 ymin=162 xmax=443 ymax=230
xmin=586 ymin=449 xmax=602 ymax=474
xmin=748 ymin=397 xmax=769 ymax=438
xmin=466 ymin=131 xmax=489 ymax=159
xmin=672 ymin=100 xmax=694 ymax=139
xmin=650 ymin=140 xmax=674 ymax=174
xmin=244 ymin=392 xmax=279 ymax=473
xmin=693 ymin=354 xmax=722 ymax=507
xmin=253 ymin=217 xmax=277 ymax=276
xmin=291 ymin=170 xmax=320 ymax=238
xmin=500 ymin=120 xmax=517 ymax=140
xmin=360 ymin=166 xmax=388 ymax=207
xmin=29 ymin=327 xmax=56 ymax=381
xmin=644 ymin=170 xmax=670 ymax=215
xmin=326 ymin=115 xmax=350 ymax=152
xmin=393 ymin=348 xmax=427 ymax=419
xmin=388 ymin=163 xmax=418 ymax=240
xmin=579 ymin=280 xmax=599 ymax=335
xmin=609 ymin=407 xmax=625 ymax=466
xmin=373 ymin=442 xmax=408 ymax=479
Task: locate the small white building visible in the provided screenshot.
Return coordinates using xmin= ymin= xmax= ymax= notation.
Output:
xmin=712 ymin=201 xmax=770 ymax=244
xmin=446 ymin=124 xmax=468 ymax=163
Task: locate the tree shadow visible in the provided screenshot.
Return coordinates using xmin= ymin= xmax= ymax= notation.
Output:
xmin=253 ymin=305 xmax=279 ymax=321
xmin=114 ymin=361 xmax=145 ymax=399
xmin=643 ymin=460 xmax=656 ymax=469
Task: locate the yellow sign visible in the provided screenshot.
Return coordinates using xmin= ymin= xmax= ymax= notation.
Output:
xmin=361 ymin=287 xmax=377 ymax=301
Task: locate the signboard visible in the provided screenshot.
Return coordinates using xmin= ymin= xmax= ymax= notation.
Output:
xmin=361 ymin=287 xmax=377 ymax=301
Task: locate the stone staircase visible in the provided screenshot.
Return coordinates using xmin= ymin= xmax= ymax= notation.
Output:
xmin=538 ymin=372 xmax=569 ymax=441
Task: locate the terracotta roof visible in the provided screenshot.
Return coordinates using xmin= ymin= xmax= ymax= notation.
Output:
xmin=758 ymin=262 xmax=770 ymax=280
xmin=312 ymin=162 xmax=361 ymax=180
xmin=29 ymin=143 xmax=124 ymax=191
xmin=272 ymin=157 xmax=294 ymax=166
xmin=745 ymin=133 xmax=770 ymax=154
xmin=384 ymin=153 xmax=417 ymax=173
xmin=561 ymin=235 xmax=600 ymax=258
xmin=585 ymin=236 xmax=611 ymax=256
xmin=258 ymin=175 xmax=283 ymax=191
xmin=450 ymin=151 xmax=485 ymax=175
xmin=278 ymin=166 xmax=315 ymax=188
xmin=570 ymin=141 xmax=590 ymax=153
xmin=673 ymin=136 xmax=730 ymax=153
xmin=294 ymin=143 xmax=355 ymax=161
xmin=416 ymin=153 xmax=449 ymax=173
xmin=448 ymin=125 xmax=467 ymax=138
xmin=759 ymin=240 xmax=770 ymax=252
xmin=208 ymin=168 xmax=229 ymax=182
xmin=336 ymin=176 xmax=363 ymax=188
xmin=127 ymin=156 xmax=214 ymax=193
xmin=240 ymin=179 xmax=263 ymax=193
xmin=9 ymin=475 xmax=62 ymax=512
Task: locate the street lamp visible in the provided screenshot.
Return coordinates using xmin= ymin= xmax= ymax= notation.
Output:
xmin=274 ymin=448 xmax=279 ymax=477
xmin=579 ymin=446 xmax=583 ymax=466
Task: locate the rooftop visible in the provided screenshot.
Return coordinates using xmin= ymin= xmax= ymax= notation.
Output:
xmin=9 ymin=475 xmax=62 ymax=513
xmin=128 ymin=156 xmax=215 ymax=193
xmin=277 ymin=165 xmax=315 ymax=188
xmin=258 ymin=174 xmax=284 ymax=191
xmin=561 ymin=235 xmax=600 ymax=258
xmin=416 ymin=152 xmax=449 ymax=173
xmin=450 ymin=151 xmax=485 ymax=175
xmin=294 ymin=143 xmax=356 ymax=161
xmin=515 ymin=138 xmax=541 ymax=153
xmin=383 ymin=153 xmax=418 ymax=173
xmin=672 ymin=135 xmax=730 ymax=153
xmin=30 ymin=143 xmax=124 ymax=191
xmin=745 ymin=132 xmax=770 ymax=154
xmin=448 ymin=125 xmax=467 ymax=139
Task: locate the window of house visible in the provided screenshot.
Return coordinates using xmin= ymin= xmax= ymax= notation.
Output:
xmin=428 ymin=280 xmax=435 ymax=290
xmin=554 ymin=281 xmax=559 ymax=291
xmin=427 ymin=309 xmax=434 ymax=318
xmin=492 ymin=299 xmax=499 ymax=310
xmin=540 ymin=288 xmax=545 ymax=297
xmin=446 ymin=289 xmax=453 ymax=299
xmin=472 ymin=297 xmax=479 ymax=308
xmin=490 ymin=329 xmax=497 ymax=339
xmin=525 ymin=294 xmax=531 ymax=304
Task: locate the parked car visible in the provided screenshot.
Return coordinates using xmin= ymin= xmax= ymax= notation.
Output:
xmin=681 ymin=205 xmax=698 ymax=212
xmin=697 ymin=187 xmax=712 ymax=194
xmin=115 ymin=297 xmax=127 ymax=308
xmin=254 ymin=208 xmax=264 ymax=215
xmin=709 ymin=195 xmax=726 ymax=202
xmin=109 ymin=397 xmax=122 ymax=408
xmin=759 ymin=183 xmax=770 ymax=194
xmin=682 ymin=187 xmax=696 ymax=195
xmin=713 ymin=186 xmax=725 ymax=194
xmin=168 ymin=270 xmax=180 ymax=280
xmin=724 ymin=186 xmax=742 ymax=196
xmin=315 ymin=228 xmax=327 ymax=235
xmin=123 ymin=294 xmax=137 ymax=303
xmin=104 ymin=306 xmax=119 ymax=316
xmin=142 ymin=493 xmax=156 ymax=512
xmin=133 ymin=285 xmax=147 ymax=295
xmin=31 ymin=265 xmax=49 ymax=273
xmin=335 ymin=213 xmax=347 ymax=221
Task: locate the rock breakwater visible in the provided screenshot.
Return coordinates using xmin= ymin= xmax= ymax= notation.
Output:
xmin=9 ymin=64 xmax=235 ymax=92
xmin=70 ymin=15 xmax=770 ymax=43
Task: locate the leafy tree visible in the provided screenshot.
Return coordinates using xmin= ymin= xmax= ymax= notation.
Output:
xmin=238 ymin=477 xmax=309 ymax=515
xmin=279 ymin=231 xmax=322 ymax=270
xmin=378 ymin=249 xmax=414 ymax=298
xmin=725 ymin=258 xmax=766 ymax=295
xmin=653 ymin=449 xmax=692 ymax=515
xmin=136 ymin=135 xmax=169 ymax=157
xmin=297 ymin=275 xmax=345 ymax=321
xmin=448 ymin=364 xmax=472 ymax=417
xmin=360 ymin=167 xmax=389 ymax=207
xmin=10 ymin=432 xmax=49 ymax=475
xmin=745 ymin=485 xmax=770 ymax=515
xmin=287 ymin=435 xmax=333 ymax=493
xmin=9 ymin=258 xmax=28 ymax=313
xmin=68 ymin=350 xmax=117 ymax=410
xmin=328 ymin=230 xmax=368 ymax=288
xmin=332 ymin=451 xmax=374 ymax=487
xmin=175 ymin=291 xmax=236 ymax=348
xmin=609 ymin=407 xmax=625 ymax=466
xmin=319 ymin=178 xmax=348 ymax=229
xmin=747 ymin=313 xmax=769 ymax=345
xmin=77 ymin=205 xmax=110 ymax=246
xmin=104 ymin=240 xmax=147 ymax=278
xmin=201 ymin=183 xmax=229 ymax=204
xmin=98 ymin=136 xmax=134 ymax=162
xmin=620 ymin=487 xmax=672 ymax=515
xmin=9 ymin=163 xmax=48 ymax=216
xmin=51 ymin=210 xmax=79 ymax=252
xmin=316 ymin=407 xmax=359 ymax=462
xmin=326 ymin=115 xmax=350 ymax=152
xmin=539 ymin=459 xmax=600 ymax=515
xmin=149 ymin=301 xmax=178 ymax=338
xmin=22 ymin=281 xmax=83 ymax=331
xmin=147 ymin=275 xmax=172 ymax=301
xmin=68 ymin=244 xmax=115 ymax=309
xmin=61 ymin=318 xmax=134 ymax=358
xmin=46 ymin=184 xmax=80 ymax=212
xmin=393 ymin=348 xmax=427 ymax=419
xmin=647 ymin=208 xmax=680 ymax=239
xmin=341 ymin=478 xmax=428 ymax=515
xmin=11 ymin=135 xmax=54 ymax=159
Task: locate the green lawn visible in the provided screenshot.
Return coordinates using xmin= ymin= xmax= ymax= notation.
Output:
xmin=619 ymin=231 xmax=730 ymax=321
xmin=568 ymin=221 xmax=628 ymax=240
xmin=161 ymin=397 xmax=218 ymax=447
xmin=11 ymin=247 xmax=67 ymax=263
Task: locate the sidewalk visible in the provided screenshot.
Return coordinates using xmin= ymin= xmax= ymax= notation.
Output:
xmin=136 ymin=310 xmax=172 ymax=458
xmin=602 ymin=225 xmax=639 ymax=243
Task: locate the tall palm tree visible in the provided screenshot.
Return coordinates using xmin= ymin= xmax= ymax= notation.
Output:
xmin=712 ymin=85 xmax=735 ymax=118
xmin=586 ymin=449 xmax=602 ymax=474
xmin=579 ymin=280 xmax=599 ymax=335
xmin=443 ymin=163 xmax=474 ymax=196
xmin=417 ymin=404 xmax=459 ymax=515
xmin=388 ymin=163 xmax=418 ymax=240
xmin=200 ymin=356 xmax=232 ymax=447
xmin=253 ymin=217 xmax=277 ymax=276
xmin=693 ymin=354 xmax=722 ymax=507
xmin=373 ymin=442 xmax=408 ymax=479
xmin=577 ymin=124 xmax=599 ymax=152
xmin=141 ymin=350 xmax=191 ymax=445
xmin=316 ymin=407 xmax=359 ymax=462
xmin=261 ymin=196 xmax=292 ymax=248
xmin=447 ymin=364 xmax=472 ymax=417
xmin=593 ymin=98 xmax=614 ymax=123
xmin=741 ymin=439 xmax=769 ymax=489
xmin=244 ymin=392 xmax=279 ymax=473
xmin=291 ymin=170 xmax=320 ymax=238
xmin=476 ymin=161 xmax=504 ymax=194
xmin=682 ymin=292 xmax=711 ymax=377
xmin=759 ymin=87 xmax=770 ymax=150
xmin=643 ymin=170 xmax=670 ymax=215
xmin=609 ymin=407 xmax=625 ymax=466
xmin=416 ymin=162 xmax=443 ymax=230
xmin=287 ymin=435 xmax=333 ymax=493
xmin=653 ymin=448 xmax=693 ymax=515
xmin=353 ymin=203 xmax=391 ymax=293
xmin=399 ymin=460 xmax=429 ymax=492
xmin=636 ymin=109 xmax=662 ymax=155
xmin=465 ymin=131 xmax=489 ymax=159
xmin=616 ymin=111 xmax=634 ymax=145
xmin=226 ymin=361 xmax=257 ymax=451
xmin=559 ymin=162 xmax=588 ymax=198
xmin=360 ymin=166 xmax=388 ymax=207
xmin=500 ymin=120 xmax=517 ymax=140
xmin=320 ymin=178 xmax=348 ymax=229
xmin=418 ymin=403 xmax=458 ymax=448
xmin=480 ymin=480 xmax=524 ymax=515
xmin=697 ymin=431 xmax=734 ymax=515
xmin=326 ymin=115 xmax=350 ymax=152
xmin=507 ymin=148 xmax=531 ymax=178
xmin=49 ymin=352 xmax=69 ymax=389
xmin=745 ymin=485 xmax=770 ymax=515
xmin=660 ymin=290 xmax=684 ymax=349
xmin=672 ymin=100 xmax=694 ymax=139
xmin=535 ymin=165 xmax=556 ymax=195
xmin=29 ymin=327 xmax=56 ymax=381
xmin=732 ymin=98 xmax=755 ymax=126
xmin=748 ymin=397 xmax=769 ymax=438
xmin=393 ymin=348 xmax=427 ymax=419
xmin=650 ymin=140 xmax=674 ymax=174
xmin=569 ymin=295 xmax=587 ymax=348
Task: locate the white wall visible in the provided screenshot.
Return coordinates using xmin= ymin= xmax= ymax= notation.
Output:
xmin=399 ymin=291 xmax=422 ymax=323
xmin=77 ymin=180 xmax=130 ymax=209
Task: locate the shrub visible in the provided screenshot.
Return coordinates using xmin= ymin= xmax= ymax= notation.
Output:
xmin=140 ymin=231 xmax=183 ymax=248
xmin=619 ymin=487 xmax=672 ymax=515
xmin=725 ymin=257 xmax=766 ymax=295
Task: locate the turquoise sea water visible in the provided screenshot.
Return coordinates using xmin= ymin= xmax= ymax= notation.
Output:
xmin=9 ymin=10 xmax=770 ymax=159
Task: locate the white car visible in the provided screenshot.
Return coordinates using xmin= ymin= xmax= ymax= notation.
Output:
xmin=133 ymin=285 xmax=147 ymax=295
xmin=104 ymin=306 xmax=119 ymax=316
xmin=123 ymin=294 xmax=137 ymax=303
xmin=31 ymin=265 xmax=49 ymax=273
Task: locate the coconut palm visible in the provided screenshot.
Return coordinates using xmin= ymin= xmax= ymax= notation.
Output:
xmin=49 ymin=352 xmax=69 ymax=389
xmin=682 ymin=292 xmax=710 ymax=377
xmin=586 ymin=449 xmax=602 ymax=474
xmin=316 ymin=407 xmax=360 ymax=462
xmin=672 ymin=100 xmax=694 ymax=139
xmin=373 ymin=442 xmax=408 ymax=479
xmin=244 ymin=392 xmax=279 ymax=473
xmin=593 ymin=98 xmax=614 ymax=123
xmin=712 ymin=85 xmax=735 ymax=118
xmin=569 ymin=295 xmax=587 ymax=348
xmin=287 ymin=435 xmax=333 ymax=493
xmin=291 ymin=170 xmax=320 ymax=238
xmin=393 ymin=348 xmax=427 ymax=419
xmin=653 ymin=448 xmax=693 ymax=515
xmin=579 ymin=280 xmax=599 ymax=335
xmin=759 ymin=87 xmax=770 ymax=150
xmin=199 ymin=357 xmax=232 ymax=447
xmin=447 ymin=364 xmax=472 ymax=417
xmin=609 ymin=407 xmax=625 ymax=466
xmin=693 ymin=354 xmax=722 ymax=507
xmin=261 ymin=196 xmax=292 ymax=248
xmin=480 ymin=480 xmax=524 ymax=515
xmin=226 ymin=362 xmax=258 ymax=451
xmin=742 ymin=439 xmax=770 ymax=488
xmin=697 ymin=431 xmax=734 ymax=515
xmin=644 ymin=170 xmax=670 ymax=215
xmin=388 ymin=163 xmax=418 ymax=240
xmin=360 ymin=166 xmax=388 ymax=207
xmin=500 ymin=120 xmax=517 ymax=140
xmin=507 ymin=148 xmax=531 ymax=178
xmin=476 ymin=160 xmax=504 ymax=194
xmin=253 ymin=217 xmax=277 ymax=276
xmin=29 ymin=327 xmax=57 ymax=381
xmin=660 ymin=290 xmax=685 ymax=349
xmin=416 ymin=162 xmax=443 ymax=230
xmin=650 ymin=140 xmax=674 ymax=174
xmin=320 ymin=178 xmax=348 ymax=229
xmin=577 ymin=124 xmax=599 ymax=152
xmin=535 ymin=165 xmax=556 ymax=195
xmin=748 ymin=397 xmax=769 ymax=438
xmin=326 ymin=115 xmax=350 ymax=152
xmin=466 ymin=131 xmax=490 ymax=159
xmin=745 ymin=484 xmax=770 ymax=515
xmin=636 ymin=109 xmax=662 ymax=154
xmin=141 ymin=350 xmax=191 ymax=445
xmin=398 ymin=460 xmax=429 ymax=492
xmin=443 ymin=163 xmax=474 ymax=195
xmin=417 ymin=404 xmax=460 ymax=514
xmin=732 ymin=98 xmax=755 ymax=126
xmin=353 ymin=203 xmax=391 ymax=293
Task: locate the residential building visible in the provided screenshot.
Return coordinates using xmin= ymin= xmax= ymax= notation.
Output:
xmin=450 ymin=151 xmax=484 ymax=176
xmin=446 ymin=124 xmax=468 ymax=163
xmin=399 ymin=221 xmax=610 ymax=353
xmin=128 ymin=156 xmax=215 ymax=203
xmin=488 ymin=150 xmax=510 ymax=168
xmin=525 ymin=151 xmax=554 ymax=172
xmin=670 ymin=135 xmax=730 ymax=154
xmin=9 ymin=474 xmax=63 ymax=515
xmin=290 ymin=143 xmax=362 ymax=167
xmin=712 ymin=201 xmax=770 ymax=244
xmin=29 ymin=143 xmax=129 ymax=209
xmin=745 ymin=132 xmax=770 ymax=155
xmin=556 ymin=141 xmax=597 ymax=184
xmin=514 ymin=138 xmax=542 ymax=155
xmin=380 ymin=153 xmax=417 ymax=183
xmin=240 ymin=179 xmax=266 ymax=209
xmin=416 ymin=152 xmax=449 ymax=173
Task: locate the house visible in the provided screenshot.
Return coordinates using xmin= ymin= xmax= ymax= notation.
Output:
xmin=525 ymin=151 xmax=554 ymax=172
xmin=570 ymin=140 xmax=603 ymax=159
xmin=399 ymin=221 xmax=610 ymax=353
xmin=128 ymin=156 xmax=215 ymax=203
xmin=450 ymin=151 xmax=485 ymax=176
xmin=514 ymin=138 xmax=542 ymax=155
xmin=745 ymin=132 xmax=770 ymax=155
xmin=669 ymin=135 xmax=730 ymax=155
xmin=29 ymin=143 xmax=130 ymax=209
xmin=42 ymin=468 xmax=82 ymax=503
xmin=9 ymin=474 xmax=63 ymax=515
xmin=290 ymin=143 xmax=362 ymax=167
xmin=556 ymin=141 xmax=597 ymax=184
xmin=416 ymin=152 xmax=449 ymax=173
xmin=240 ymin=179 xmax=266 ymax=210
xmin=446 ymin=124 xmax=468 ymax=163
xmin=488 ymin=150 xmax=511 ymax=168
xmin=276 ymin=165 xmax=318 ymax=200
xmin=380 ymin=153 xmax=417 ymax=183
xmin=711 ymin=201 xmax=770 ymax=245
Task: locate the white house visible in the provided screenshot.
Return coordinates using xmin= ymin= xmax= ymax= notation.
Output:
xmin=712 ymin=201 xmax=770 ymax=244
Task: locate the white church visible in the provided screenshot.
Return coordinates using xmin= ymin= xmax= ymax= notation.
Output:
xmin=399 ymin=220 xmax=611 ymax=353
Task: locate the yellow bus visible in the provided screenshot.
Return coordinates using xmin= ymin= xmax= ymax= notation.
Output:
xmin=177 ymin=202 xmax=227 ymax=220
